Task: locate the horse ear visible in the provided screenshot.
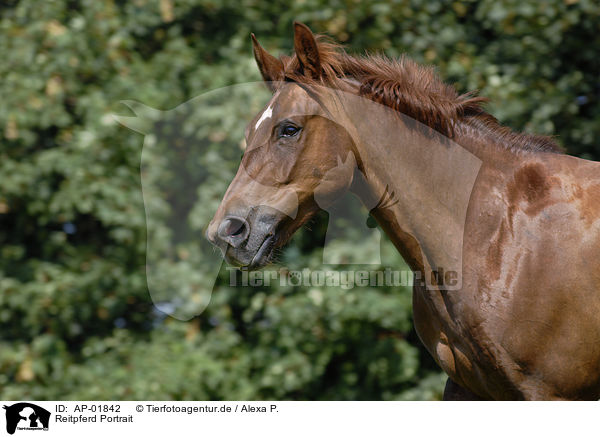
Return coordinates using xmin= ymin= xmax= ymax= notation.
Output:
xmin=294 ymin=22 xmax=321 ymax=79
xmin=251 ymin=33 xmax=283 ymax=90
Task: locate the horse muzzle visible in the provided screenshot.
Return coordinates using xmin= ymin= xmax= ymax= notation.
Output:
xmin=206 ymin=206 xmax=285 ymax=269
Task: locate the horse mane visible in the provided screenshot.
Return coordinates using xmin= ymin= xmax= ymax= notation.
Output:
xmin=281 ymin=35 xmax=563 ymax=154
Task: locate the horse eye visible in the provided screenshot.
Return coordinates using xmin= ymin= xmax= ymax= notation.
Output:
xmin=279 ymin=124 xmax=300 ymax=138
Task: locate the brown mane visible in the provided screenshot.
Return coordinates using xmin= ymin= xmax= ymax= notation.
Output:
xmin=281 ymin=35 xmax=563 ymax=154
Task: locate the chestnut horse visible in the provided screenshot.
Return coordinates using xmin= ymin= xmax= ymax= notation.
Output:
xmin=206 ymin=22 xmax=600 ymax=400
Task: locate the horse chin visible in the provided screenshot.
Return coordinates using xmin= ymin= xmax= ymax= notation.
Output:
xmin=248 ymin=234 xmax=277 ymax=269
xmin=224 ymin=234 xmax=277 ymax=270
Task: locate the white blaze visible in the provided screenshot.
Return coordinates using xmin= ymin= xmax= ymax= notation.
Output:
xmin=254 ymin=104 xmax=273 ymax=130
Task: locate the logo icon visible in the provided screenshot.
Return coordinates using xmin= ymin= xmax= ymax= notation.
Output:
xmin=3 ymin=403 xmax=50 ymax=435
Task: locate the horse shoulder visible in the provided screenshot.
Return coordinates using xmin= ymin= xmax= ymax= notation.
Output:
xmin=487 ymin=154 xmax=600 ymax=399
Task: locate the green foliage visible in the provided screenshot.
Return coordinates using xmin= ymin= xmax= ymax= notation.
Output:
xmin=0 ymin=0 xmax=597 ymax=400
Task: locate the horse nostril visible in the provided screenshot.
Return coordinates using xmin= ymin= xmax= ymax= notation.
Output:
xmin=230 ymin=221 xmax=245 ymax=236
xmin=217 ymin=216 xmax=249 ymax=246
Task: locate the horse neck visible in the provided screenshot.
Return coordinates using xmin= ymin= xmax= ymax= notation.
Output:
xmin=349 ymin=107 xmax=518 ymax=288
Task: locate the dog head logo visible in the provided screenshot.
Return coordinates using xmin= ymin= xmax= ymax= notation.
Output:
xmin=3 ymin=403 xmax=50 ymax=435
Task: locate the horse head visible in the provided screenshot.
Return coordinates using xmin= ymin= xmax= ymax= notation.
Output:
xmin=206 ymin=23 xmax=360 ymax=268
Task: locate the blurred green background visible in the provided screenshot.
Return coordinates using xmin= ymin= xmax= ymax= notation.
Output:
xmin=0 ymin=0 xmax=598 ymax=400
